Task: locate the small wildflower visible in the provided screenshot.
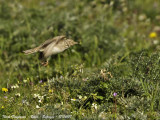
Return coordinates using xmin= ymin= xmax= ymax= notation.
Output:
xmin=84 ymin=96 xmax=87 ymax=99
xmin=11 ymin=84 xmax=19 ymax=89
xmin=22 ymin=100 xmax=25 ymax=104
xmin=109 ymin=1 xmax=114 ymax=6
xmin=23 ymin=79 xmax=27 ymax=83
xmin=39 ymin=80 xmax=43 ymax=83
xmin=4 ymin=96 xmax=7 ymax=99
xmin=38 ymin=96 xmax=44 ymax=100
xmin=60 ymin=76 xmax=63 ymax=79
xmin=138 ymin=14 xmax=147 ymax=21
xmin=4 ymin=96 xmax=8 ymax=101
xmin=61 ymin=102 xmax=63 ymax=105
xmin=71 ymin=98 xmax=78 ymax=101
xmin=15 ymin=93 xmax=21 ymax=97
xmin=153 ymin=40 xmax=159 ymax=45
xmin=78 ymin=95 xmax=82 ymax=99
xmin=92 ymin=103 xmax=98 ymax=110
xmin=2 ymin=88 xmax=8 ymax=92
xmin=1 ymin=106 xmax=4 ymax=109
xmin=33 ymin=94 xmax=40 ymax=98
xmin=82 ymin=77 xmax=89 ymax=81
xmin=149 ymin=32 xmax=157 ymax=38
xmin=49 ymin=89 xmax=53 ymax=93
xmin=22 ymin=100 xmax=29 ymax=105
xmin=33 ymin=94 xmax=44 ymax=103
xmin=38 ymin=99 xmax=42 ymax=103
xmin=100 ymin=69 xmax=107 ymax=80
xmin=113 ymin=92 xmax=117 ymax=97
xmin=98 ymin=112 xmax=107 ymax=119
xmin=36 ymin=105 xmax=40 ymax=108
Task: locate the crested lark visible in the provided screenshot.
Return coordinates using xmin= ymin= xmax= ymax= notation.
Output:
xmin=23 ymin=36 xmax=78 ymax=66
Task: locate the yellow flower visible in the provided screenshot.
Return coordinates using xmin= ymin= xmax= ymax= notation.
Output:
xmin=71 ymin=98 xmax=78 ymax=101
xmin=2 ymin=88 xmax=8 ymax=92
xmin=1 ymin=106 xmax=4 ymax=109
xmin=49 ymin=89 xmax=53 ymax=93
xmin=149 ymin=32 xmax=157 ymax=38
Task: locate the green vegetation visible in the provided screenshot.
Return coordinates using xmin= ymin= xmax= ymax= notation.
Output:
xmin=0 ymin=0 xmax=160 ymax=119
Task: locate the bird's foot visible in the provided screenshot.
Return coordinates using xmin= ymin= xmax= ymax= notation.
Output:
xmin=41 ymin=61 xmax=48 ymax=66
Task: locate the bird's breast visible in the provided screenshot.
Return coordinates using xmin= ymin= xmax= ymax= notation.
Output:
xmin=43 ymin=43 xmax=67 ymax=58
xmin=51 ymin=46 xmax=64 ymax=54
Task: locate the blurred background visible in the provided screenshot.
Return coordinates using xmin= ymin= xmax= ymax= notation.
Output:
xmin=0 ymin=0 xmax=160 ymax=119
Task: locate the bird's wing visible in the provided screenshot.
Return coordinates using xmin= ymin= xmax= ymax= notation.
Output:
xmin=39 ymin=36 xmax=66 ymax=51
xmin=54 ymin=36 xmax=67 ymax=45
xmin=39 ymin=38 xmax=56 ymax=50
xmin=43 ymin=41 xmax=57 ymax=58
xmin=42 ymin=36 xmax=66 ymax=58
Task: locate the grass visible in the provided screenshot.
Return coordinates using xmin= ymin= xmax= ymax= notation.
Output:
xmin=0 ymin=0 xmax=160 ymax=119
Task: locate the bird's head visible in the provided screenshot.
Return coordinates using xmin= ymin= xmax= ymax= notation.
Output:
xmin=66 ymin=39 xmax=78 ymax=46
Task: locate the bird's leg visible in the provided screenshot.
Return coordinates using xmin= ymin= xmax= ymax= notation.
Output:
xmin=43 ymin=60 xmax=48 ymax=66
xmin=41 ymin=60 xmax=48 ymax=66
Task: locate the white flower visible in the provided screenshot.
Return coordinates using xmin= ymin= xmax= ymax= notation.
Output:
xmin=34 ymin=94 xmax=44 ymax=103
xmin=15 ymin=93 xmax=20 ymax=97
xmin=98 ymin=112 xmax=107 ymax=119
xmin=33 ymin=94 xmax=40 ymax=98
xmin=153 ymin=40 xmax=159 ymax=45
xmin=92 ymin=103 xmax=98 ymax=110
xmin=23 ymin=79 xmax=27 ymax=83
xmin=84 ymin=96 xmax=87 ymax=99
xmin=11 ymin=84 xmax=19 ymax=89
xmin=36 ymin=105 xmax=40 ymax=108
xmin=38 ymin=96 xmax=44 ymax=100
xmin=38 ymin=99 xmax=42 ymax=103
xmin=78 ymin=95 xmax=82 ymax=99
xmin=22 ymin=100 xmax=29 ymax=105
xmin=138 ymin=14 xmax=147 ymax=21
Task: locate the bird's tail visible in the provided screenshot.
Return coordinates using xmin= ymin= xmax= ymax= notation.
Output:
xmin=23 ymin=47 xmax=40 ymax=54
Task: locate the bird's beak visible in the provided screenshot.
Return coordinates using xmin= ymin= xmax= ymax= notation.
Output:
xmin=67 ymin=39 xmax=79 ymax=45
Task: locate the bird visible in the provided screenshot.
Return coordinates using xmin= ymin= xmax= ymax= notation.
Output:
xmin=23 ymin=35 xmax=78 ymax=66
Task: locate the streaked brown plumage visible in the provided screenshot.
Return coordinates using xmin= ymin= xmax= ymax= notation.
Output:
xmin=23 ymin=36 xmax=78 ymax=66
